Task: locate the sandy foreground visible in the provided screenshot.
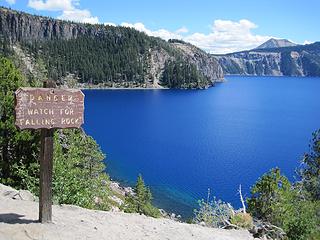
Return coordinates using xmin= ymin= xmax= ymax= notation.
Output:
xmin=0 ymin=184 xmax=256 ymax=240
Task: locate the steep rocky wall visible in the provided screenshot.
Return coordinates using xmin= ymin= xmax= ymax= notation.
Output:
xmin=216 ymin=52 xmax=283 ymax=76
xmin=0 ymin=8 xmax=102 ymax=43
xmin=214 ymin=45 xmax=320 ymax=77
xmin=172 ymin=42 xmax=224 ymax=81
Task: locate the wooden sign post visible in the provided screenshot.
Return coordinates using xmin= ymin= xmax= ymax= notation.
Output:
xmin=14 ymin=83 xmax=84 ymax=223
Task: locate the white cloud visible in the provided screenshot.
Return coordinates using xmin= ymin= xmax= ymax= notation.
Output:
xmin=303 ymin=40 xmax=313 ymax=45
xmin=25 ymin=3 xmax=275 ymax=54
xmin=5 ymin=0 xmax=15 ymax=4
xmin=184 ymin=19 xmax=272 ymax=54
xmin=28 ymin=0 xmax=99 ymax=24
xmin=28 ymin=0 xmax=74 ymax=11
xmin=121 ymin=22 xmax=183 ymax=41
xmin=58 ymin=9 xmax=99 ymax=24
xmin=117 ymin=19 xmax=273 ymax=54
xmin=176 ymin=26 xmax=188 ymax=34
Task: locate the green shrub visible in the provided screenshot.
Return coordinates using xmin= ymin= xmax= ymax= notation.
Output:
xmin=52 ymin=129 xmax=111 ymax=210
xmin=247 ymin=168 xmax=292 ymax=223
xmin=0 ymin=57 xmax=40 ymax=189
xmin=193 ymin=189 xmax=234 ymax=228
xmin=248 ymin=167 xmax=320 ymax=240
xmin=12 ymin=160 xmax=39 ymax=194
xmin=230 ymin=213 xmax=253 ymax=229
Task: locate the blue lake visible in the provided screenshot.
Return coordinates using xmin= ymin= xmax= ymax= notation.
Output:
xmin=83 ymin=76 xmax=320 ymax=218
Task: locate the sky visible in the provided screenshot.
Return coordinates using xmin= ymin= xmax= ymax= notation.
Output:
xmin=1 ymin=0 xmax=319 ymax=54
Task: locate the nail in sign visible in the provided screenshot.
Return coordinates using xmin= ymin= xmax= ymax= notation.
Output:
xmin=15 ymin=88 xmax=84 ymax=129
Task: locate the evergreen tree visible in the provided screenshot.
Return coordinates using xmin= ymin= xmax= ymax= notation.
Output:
xmin=123 ymin=174 xmax=160 ymax=218
xmin=0 ymin=56 xmax=111 ymax=210
xmin=299 ymin=129 xmax=320 ymax=200
xmin=52 ymin=129 xmax=110 ymax=210
xmin=247 ymin=168 xmax=320 ymax=240
xmin=135 ymin=174 xmax=152 ymax=213
xmin=0 ymin=57 xmax=40 ymax=187
xmin=247 ymin=168 xmax=291 ymax=222
xmin=17 ymin=27 xmax=210 ymax=88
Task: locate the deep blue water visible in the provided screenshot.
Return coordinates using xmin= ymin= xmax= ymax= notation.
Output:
xmin=83 ymin=76 xmax=320 ymax=218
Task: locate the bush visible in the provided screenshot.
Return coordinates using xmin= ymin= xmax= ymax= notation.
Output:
xmin=52 ymin=129 xmax=111 ymax=210
xmin=248 ymin=168 xmax=320 ymax=240
xmin=230 ymin=213 xmax=253 ymax=229
xmin=284 ymin=200 xmax=320 ymax=240
xmin=247 ymin=168 xmax=292 ymax=223
xmin=193 ymin=189 xmax=234 ymax=228
xmin=0 ymin=57 xmax=40 ymax=188
xmin=0 ymin=56 xmax=112 ymax=211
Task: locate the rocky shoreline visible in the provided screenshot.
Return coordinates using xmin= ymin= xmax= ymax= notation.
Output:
xmin=109 ymin=180 xmax=182 ymax=221
xmin=63 ymin=79 xmax=225 ymax=91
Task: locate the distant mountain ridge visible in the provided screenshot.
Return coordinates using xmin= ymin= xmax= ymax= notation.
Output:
xmin=0 ymin=7 xmax=223 ymax=89
xmin=255 ymin=38 xmax=298 ymax=50
xmin=214 ymin=42 xmax=320 ymax=76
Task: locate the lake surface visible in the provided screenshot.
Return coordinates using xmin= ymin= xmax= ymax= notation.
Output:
xmin=83 ymin=76 xmax=320 ymax=218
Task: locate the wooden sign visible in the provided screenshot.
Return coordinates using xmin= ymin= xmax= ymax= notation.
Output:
xmin=14 ymin=85 xmax=85 ymax=223
xmin=15 ymin=88 xmax=84 ymax=129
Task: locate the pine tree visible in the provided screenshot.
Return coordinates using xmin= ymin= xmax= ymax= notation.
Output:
xmin=135 ymin=174 xmax=151 ymax=213
xmin=123 ymin=174 xmax=160 ymax=218
xmin=0 ymin=57 xmax=40 ymax=187
xmin=299 ymin=129 xmax=320 ymax=200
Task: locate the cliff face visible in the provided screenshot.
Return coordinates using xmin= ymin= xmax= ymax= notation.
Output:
xmin=216 ymin=51 xmax=283 ymax=76
xmin=172 ymin=42 xmax=224 ymax=82
xmin=0 ymin=7 xmax=102 ymax=42
xmin=214 ymin=43 xmax=320 ymax=77
xmin=0 ymin=7 xmax=223 ymax=89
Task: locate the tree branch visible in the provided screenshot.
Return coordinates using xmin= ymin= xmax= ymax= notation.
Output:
xmin=238 ymin=184 xmax=246 ymax=213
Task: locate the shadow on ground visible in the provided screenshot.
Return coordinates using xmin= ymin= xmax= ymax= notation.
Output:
xmin=0 ymin=213 xmax=38 ymax=224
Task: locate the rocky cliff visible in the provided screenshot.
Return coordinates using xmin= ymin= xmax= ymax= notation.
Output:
xmin=0 ymin=7 xmax=223 ymax=89
xmin=0 ymin=7 xmax=105 ymax=43
xmin=214 ymin=42 xmax=320 ymax=76
xmin=171 ymin=40 xmax=224 ymax=82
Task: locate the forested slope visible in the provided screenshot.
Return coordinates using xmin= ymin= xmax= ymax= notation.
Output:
xmin=0 ymin=7 xmax=223 ymax=89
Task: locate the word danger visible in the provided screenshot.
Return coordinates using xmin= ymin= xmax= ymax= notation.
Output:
xmin=15 ymin=88 xmax=84 ymax=129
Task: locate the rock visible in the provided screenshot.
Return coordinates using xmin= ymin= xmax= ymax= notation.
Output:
xmin=172 ymin=41 xmax=224 ymax=82
xmin=124 ymin=187 xmax=134 ymax=196
xmin=0 ymin=184 xmax=35 ymax=201
xmin=101 ymin=179 xmax=108 ymax=186
xmin=94 ymin=196 xmax=103 ymax=205
xmin=110 ymin=206 xmax=120 ymax=212
xmin=200 ymin=221 xmax=206 ymax=227
xmin=12 ymin=190 xmax=35 ymax=201
xmin=108 ymin=195 xmax=124 ymax=206
xmin=159 ymin=209 xmax=168 ymax=218
xmin=0 ymin=183 xmax=19 ymax=198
